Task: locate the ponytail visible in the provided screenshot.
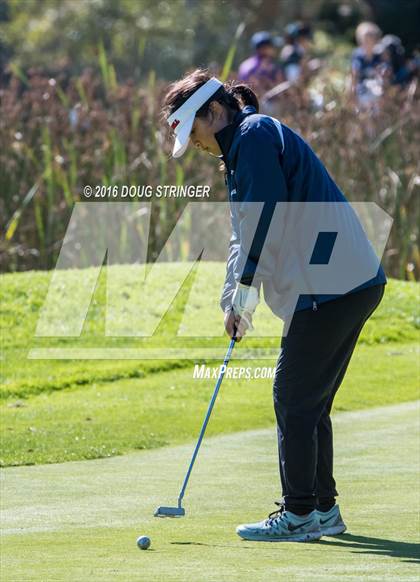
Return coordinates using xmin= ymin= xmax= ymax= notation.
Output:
xmin=227 ymin=83 xmax=259 ymax=113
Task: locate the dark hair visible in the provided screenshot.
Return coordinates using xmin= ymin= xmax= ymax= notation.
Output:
xmin=161 ymin=68 xmax=259 ymax=124
xmin=285 ymin=21 xmax=312 ymax=44
xmin=379 ymin=35 xmax=406 ymax=74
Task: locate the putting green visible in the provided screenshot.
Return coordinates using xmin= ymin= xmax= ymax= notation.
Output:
xmin=1 ymin=401 xmax=419 ymax=581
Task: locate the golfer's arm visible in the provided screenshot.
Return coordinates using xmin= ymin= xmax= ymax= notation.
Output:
xmin=220 ymin=229 xmax=240 ymax=312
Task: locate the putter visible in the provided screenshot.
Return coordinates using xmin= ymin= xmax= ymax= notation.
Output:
xmin=154 ymin=331 xmax=237 ymax=518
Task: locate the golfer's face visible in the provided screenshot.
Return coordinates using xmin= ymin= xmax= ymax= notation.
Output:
xmin=190 ymin=116 xmax=222 ymax=157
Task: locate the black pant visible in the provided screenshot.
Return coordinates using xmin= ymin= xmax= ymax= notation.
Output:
xmin=273 ymin=284 xmax=385 ymax=515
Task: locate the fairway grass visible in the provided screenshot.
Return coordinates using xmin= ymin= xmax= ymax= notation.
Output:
xmin=1 ymin=401 xmax=419 ymax=581
xmin=2 ymin=269 xmax=419 ymax=467
xmin=2 ymin=271 xmax=418 ymax=401
xmin=1 ymin=343 xmax=418 ymax=466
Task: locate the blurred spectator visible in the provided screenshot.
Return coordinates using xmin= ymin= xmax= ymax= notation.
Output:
xmin=377 ymin=35 xmax=416 ymax=88
xmin=238 ymin=31 xmax=284 ymax=94
xmin=281 ymin=21 xmax=314 ymax=83
xmin=351 ymin=22 xmax=383 ymax=108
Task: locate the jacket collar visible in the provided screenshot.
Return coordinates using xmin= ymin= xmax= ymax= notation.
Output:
xmin=215 ymin=105 xmax=257 ymax=162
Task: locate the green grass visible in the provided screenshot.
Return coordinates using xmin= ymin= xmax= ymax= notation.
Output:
xmin=1 ymin=343 xmax=418 ymax=467
xmin=1 ymin=401 xmax=419 ymax=581
xmin=1 ymin=266 xmax=418 ymax=400
xmin=1 ymin=267 xmax=419 ymax=579
xmin=1 ymin=266 xmax=419 ymax=467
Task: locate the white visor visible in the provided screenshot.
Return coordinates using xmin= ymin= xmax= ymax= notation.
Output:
xmin=167 ymin=77 xmax=223 ymax=158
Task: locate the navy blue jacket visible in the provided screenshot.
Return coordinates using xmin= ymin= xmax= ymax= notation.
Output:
xmin=215 ymin=105 xmax=386 ymax=317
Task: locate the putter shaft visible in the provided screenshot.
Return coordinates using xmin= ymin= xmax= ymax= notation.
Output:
xmin=154 ymin=334 xmax=236 ymax=517
xmin=177 ymin=335 xmax=236 ymax=507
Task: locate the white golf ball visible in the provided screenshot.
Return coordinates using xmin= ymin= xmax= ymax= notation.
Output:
xmin=137 ymin=535 xmax=151 ymax=550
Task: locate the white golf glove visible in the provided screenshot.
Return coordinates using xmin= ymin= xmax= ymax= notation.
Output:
xmin=231 ymin=283 xmax=260 ymax=331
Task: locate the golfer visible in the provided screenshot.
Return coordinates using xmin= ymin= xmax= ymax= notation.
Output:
xmin=162 ymin=69 xmax=386 ymax=542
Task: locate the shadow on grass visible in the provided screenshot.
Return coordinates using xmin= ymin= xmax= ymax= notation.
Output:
xmin=320 ymin=533 xmax=420 ymax=563
xmin=170 ymin=540 xmax=320 ymax=549
xmin=170 ymin=541 xmax=255 ymax=550
xmin=171 ymin=535 xmax=420 ymax=561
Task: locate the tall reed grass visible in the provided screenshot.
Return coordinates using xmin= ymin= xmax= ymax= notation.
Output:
xmin=0 ymin=53 xmax=418 ymax=279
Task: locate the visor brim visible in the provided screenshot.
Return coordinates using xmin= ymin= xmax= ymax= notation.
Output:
xmin=172 ymin=115 xmax=194 ymax=158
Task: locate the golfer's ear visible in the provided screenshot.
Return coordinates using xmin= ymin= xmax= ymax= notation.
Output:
xmin=206 ymin=102 xmax=215 ymax=122
xmin=209 ymin=100 xmax=222 ymax=121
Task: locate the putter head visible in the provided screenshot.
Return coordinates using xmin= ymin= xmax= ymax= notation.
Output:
xmin=154 ymin=506 xmax=185 ymax=518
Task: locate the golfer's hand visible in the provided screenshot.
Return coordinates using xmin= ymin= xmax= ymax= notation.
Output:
xmin=224 ymin=309 xmax=252 ymax=342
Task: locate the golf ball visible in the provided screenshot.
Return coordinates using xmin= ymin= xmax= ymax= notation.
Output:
xmin=137 ymin=536 xmax=151 ymax=550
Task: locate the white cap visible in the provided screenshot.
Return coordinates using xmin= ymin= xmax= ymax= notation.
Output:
xmin=167 ymin=77 xmax=223 ymax=158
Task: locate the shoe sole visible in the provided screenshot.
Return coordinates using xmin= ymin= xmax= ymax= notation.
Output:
xmin=236 ymin=530 xmax=322 ymax=542
xmin=320 ymin=524 xmax=346 ymax=536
